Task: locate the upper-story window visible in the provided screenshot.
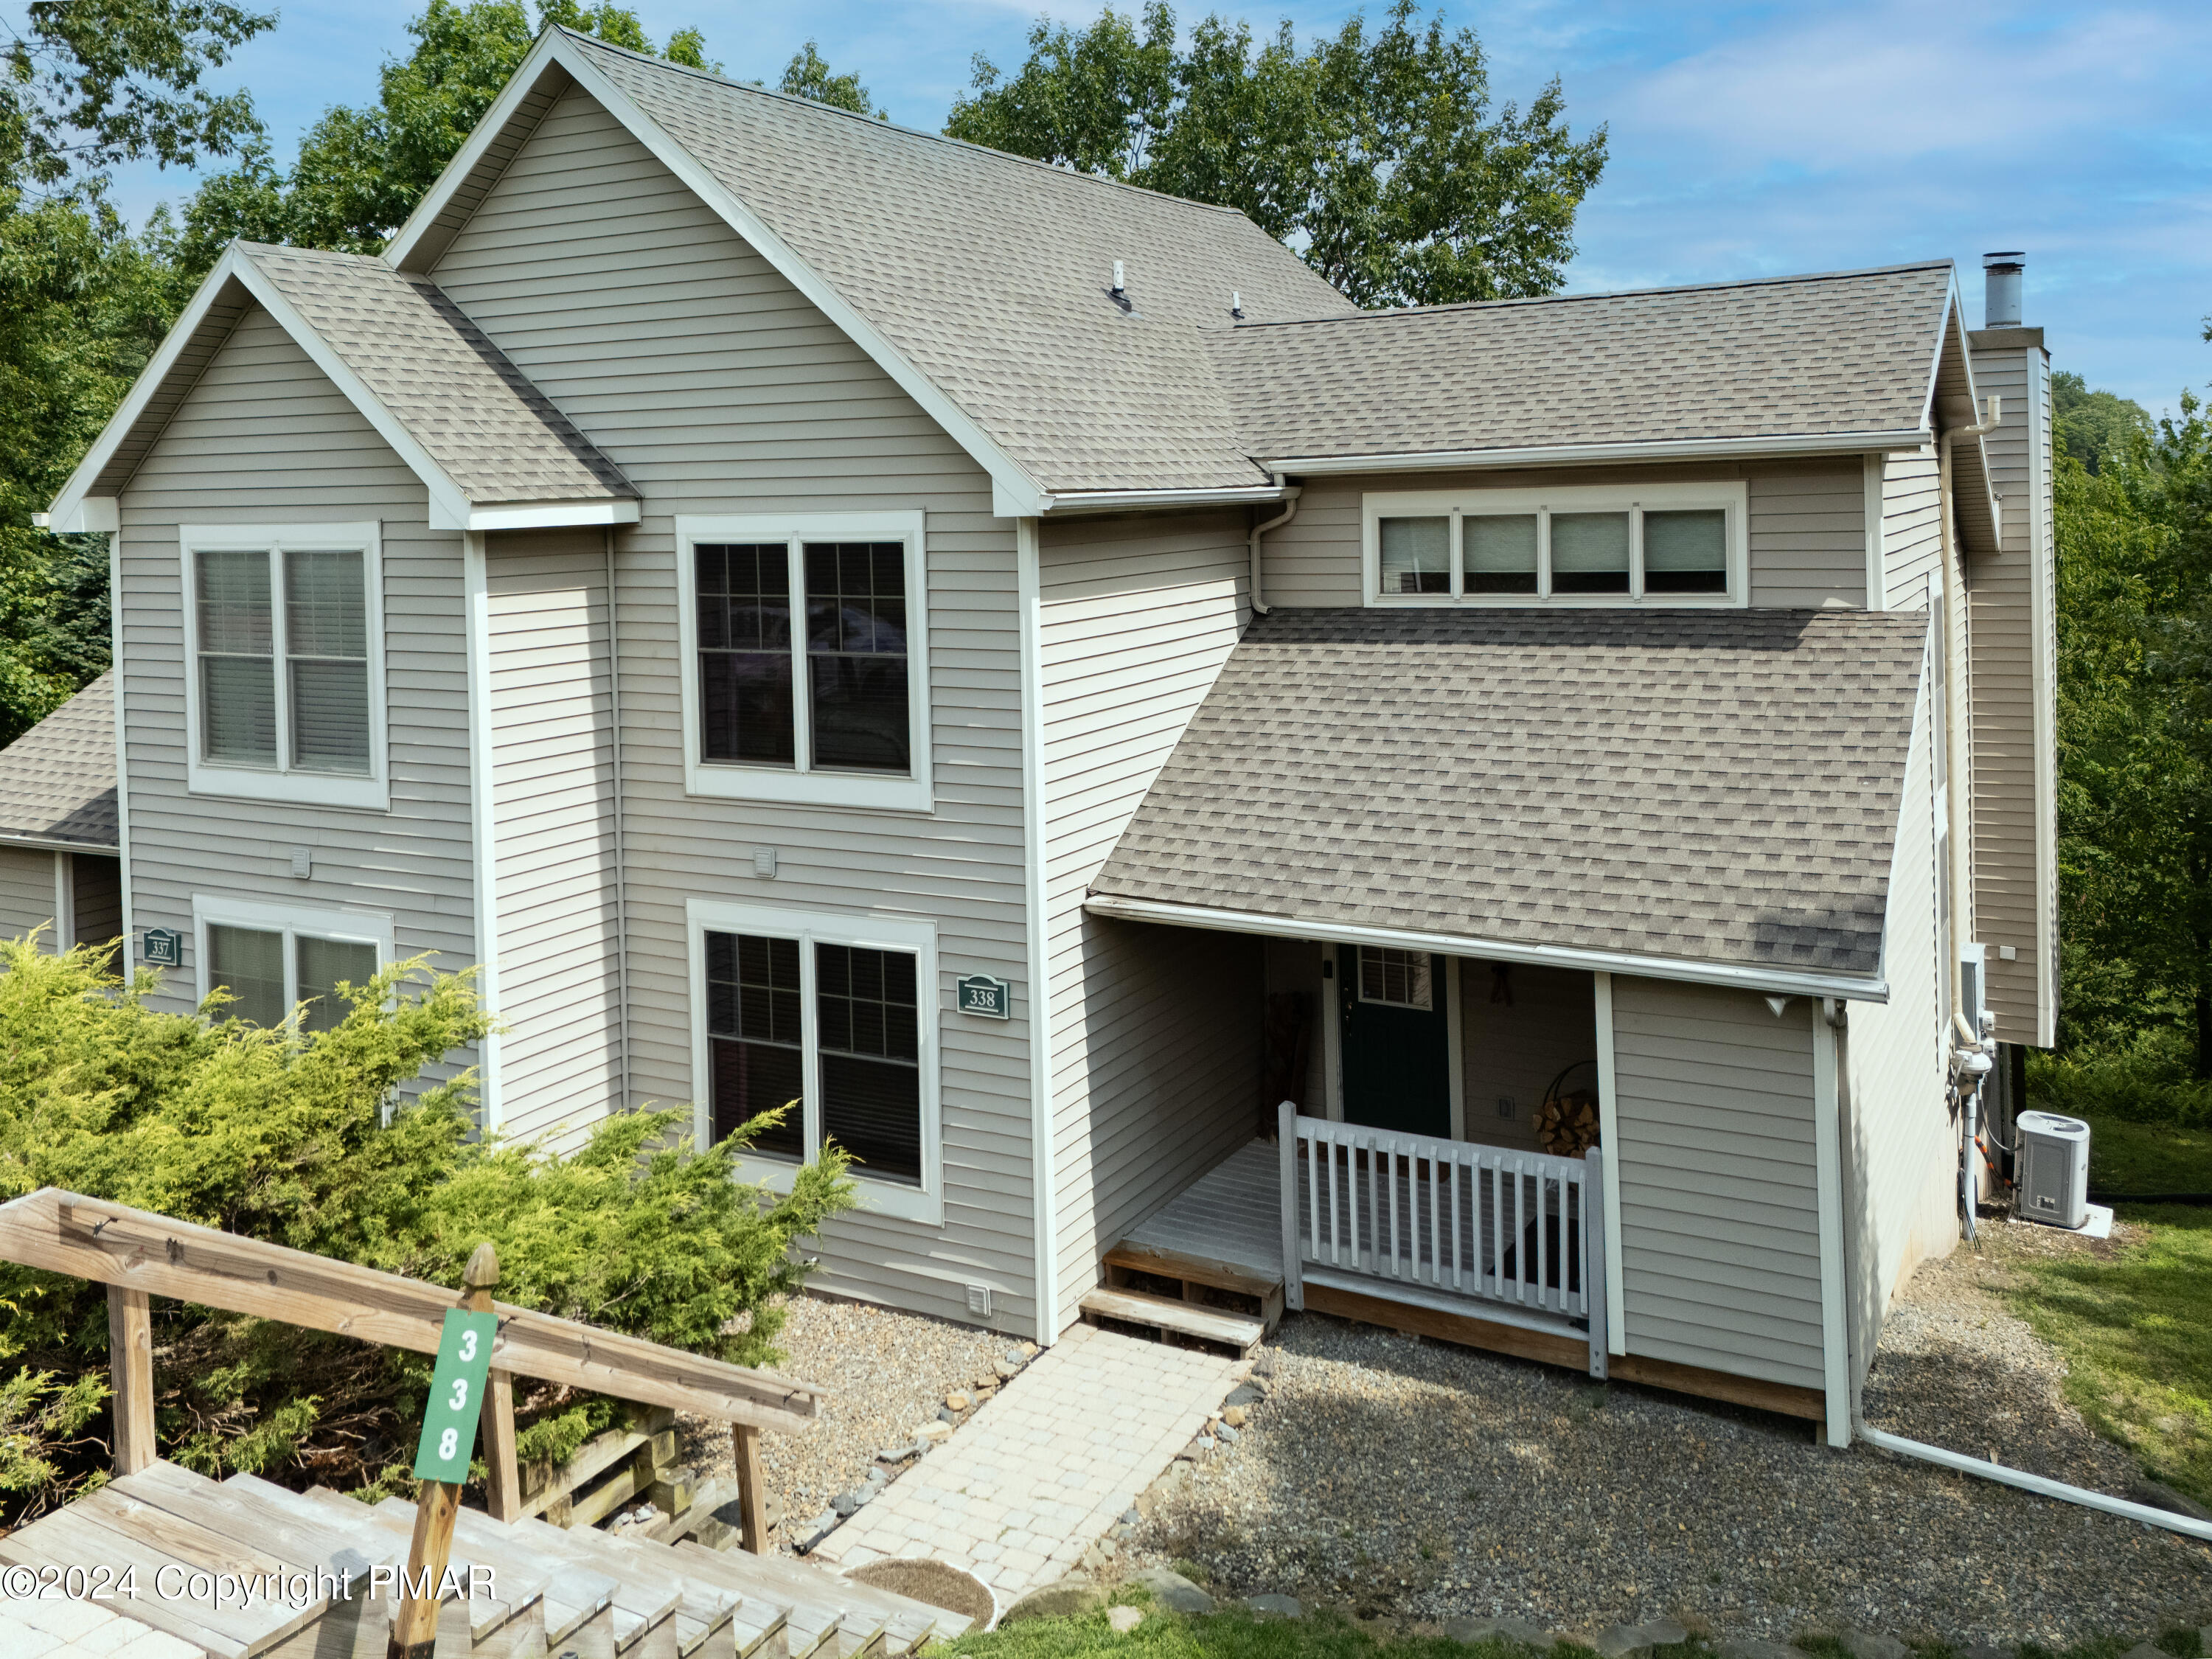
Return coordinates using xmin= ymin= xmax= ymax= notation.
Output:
xmin=676 ymin=513 xmax=933 ymax=813
xmin=1364 ymin=483 xmax=1747 ymax=608
xmin=181 ymin=523 xmax=389 ymax=809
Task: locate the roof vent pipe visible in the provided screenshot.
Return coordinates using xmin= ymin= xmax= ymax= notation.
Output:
xmin=1111 ymin=260 xmax=1126 ymax=297
xmin=1982 ymin=251 xmax=2023 ymax=327
xmin=1231 ymin=290 xmax=1244 ymax=319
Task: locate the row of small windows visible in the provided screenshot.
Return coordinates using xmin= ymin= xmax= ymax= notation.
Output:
xmin=1379 ymin=506 xmax=1731 ymax=601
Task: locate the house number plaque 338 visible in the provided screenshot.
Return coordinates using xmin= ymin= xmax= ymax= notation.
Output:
xmin=956 ymin=973 xmax=1011 ymax=1019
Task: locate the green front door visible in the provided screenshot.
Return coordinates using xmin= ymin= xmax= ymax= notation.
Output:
xmin=1340 ymin=947 xmax=1451 ymax=1138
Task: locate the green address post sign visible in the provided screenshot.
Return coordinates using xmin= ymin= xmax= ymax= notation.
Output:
xmin=412 ymin=1310 xmax=498 ymax=1484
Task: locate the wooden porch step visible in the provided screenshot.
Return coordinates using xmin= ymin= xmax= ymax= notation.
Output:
xmin=1079 ymin=1285 xmax=1265 ymax=1355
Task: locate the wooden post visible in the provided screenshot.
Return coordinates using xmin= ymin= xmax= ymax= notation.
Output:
xmin=107 ymin=1285 xmax=156 ymax=1476
xmin=389 ymin=1242 xmax=499 ymax=1659
xmin=484 ymin=1369 xmax=521 ymax=1523
xmin=731 ymin=1422 xmax=768 ymax=1554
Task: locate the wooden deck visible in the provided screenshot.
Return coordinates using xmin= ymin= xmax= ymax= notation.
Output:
xmin=1120 ymin=1139 xmax=1284 ymax=1284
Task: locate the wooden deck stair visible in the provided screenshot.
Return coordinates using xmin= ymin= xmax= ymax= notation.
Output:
xmin=0 ymin=1459 xmax=974 ymax=1659
xmin=1077 ymin=1284 xmax=1267 ymax=1357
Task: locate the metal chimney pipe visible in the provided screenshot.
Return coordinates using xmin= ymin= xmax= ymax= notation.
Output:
xmin=1983 ymin=251 xmax=2024 ymax=327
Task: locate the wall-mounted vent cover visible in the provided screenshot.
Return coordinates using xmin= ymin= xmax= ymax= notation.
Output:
xmin=966 ymin=1282 xmax=992 ymax=1320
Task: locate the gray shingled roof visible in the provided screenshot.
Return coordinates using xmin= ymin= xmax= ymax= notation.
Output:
xmin=567 ymin=34 xmax=1357 ymax=495
xmin=1090 ymin=609 xmax=1930 ymax=978
xmin=240 ymin=242 xmax=636 ymax=506
xmin=0 ymin=673 xmax=116 ymax=850
xmin=1205 ymin=264 xmax=1955 ymax=462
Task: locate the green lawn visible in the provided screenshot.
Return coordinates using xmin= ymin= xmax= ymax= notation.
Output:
xmin=2079 ymin=1113 xmax=2212 ymax=1194
xmin=1996 ymin=1203 xmax=2212 ymax=1509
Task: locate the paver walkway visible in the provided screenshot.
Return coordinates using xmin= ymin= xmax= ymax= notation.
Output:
xmin=1 ymin=1596 xmax=204 ymax=1658
xmin=809 ymin=1322 xmax=1241 ymax=1603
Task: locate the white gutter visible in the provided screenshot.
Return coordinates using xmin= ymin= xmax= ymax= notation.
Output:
xmin=1257 ymin=429 xmax=1933 ymax=476
xmin=1034 ymin=484 xmax=1287 ymax=515
xmin=1084 ymin=892 xmax=1890 ymax=1002
xmin=0 ymin=834 xmax=118 ymax=857
xmin=1247 ymin=484 xmax=1301 ymax=616
xmin=1854 ymin=1417 xmax=2212 ymax=1545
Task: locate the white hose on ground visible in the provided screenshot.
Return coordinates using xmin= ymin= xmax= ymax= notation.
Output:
xmin=1852 ymin=1418 xmax=2212 ymax=1545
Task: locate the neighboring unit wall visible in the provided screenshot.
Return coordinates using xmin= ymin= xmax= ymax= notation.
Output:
xmin=1608 ymin=976 xmax=1826 ymax=1392
xmin=1460 ymin=961 xmax=1596 ymax=1156
xmin=1964 ymin=333 xmax=2054 ymax=1043
xmin=1037 ymin=508 xmax=1260 ymax=1322
xmin=71 ymin=852 xmax=123 ymax=951
xmin=1879 ymin=448 xmax=1943 ymax=610
xmin=1840 ymin=643 xmax=1953 ymax=1382
xmin=486 ymin=529 xmax=622 ymax=1150
xmin=112 ymin=307 xmax=478 ymax=1065
xmin=1263 ymin=461 xmax=1866 ymax=608
xmin=0 ymin=846 xmax=56 ymax=945
xmin=431 ymin=85 xmax=1036 ymax=1329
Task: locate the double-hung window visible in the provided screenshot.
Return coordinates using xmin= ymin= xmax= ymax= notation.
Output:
xmin=181 ymin=524 xmax=388 ymax=808
xmin=678 ymin=514 xmax=932 ymax=812
xmin=192 ymin=897 xmax=392 ymax=1032
xmin=1365 ymin=484 xmax=1747 ymax=608
xmin=689 ymin=899 xmax=941 ymax=1222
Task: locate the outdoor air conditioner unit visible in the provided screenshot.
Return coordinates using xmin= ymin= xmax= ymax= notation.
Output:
xmin=2016 ymin=1110 xmax=2091 ymax=1229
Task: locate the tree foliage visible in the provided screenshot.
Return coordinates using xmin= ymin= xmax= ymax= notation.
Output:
xmin=0 ymin=936 xmax=853 ymax=1521
xmin=2054 ymin=369 xmax=2153 ymax=476
xmin=775 ymin=41 xmax=881 ymax=119
xmin=945 ymin=0 xmax=1607 ymax=307
xmin=2051 ymin=376 xmax=2212 ymax=1099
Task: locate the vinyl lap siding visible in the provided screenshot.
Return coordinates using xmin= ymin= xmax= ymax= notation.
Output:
xmin=71 ymin=854 xmax=123 ymax=950
xmin=1037 ymin=510 xmax=1259 ymax=1321
xmin=1964 ymin=341 xmax=2045 ymax=1040
xmin=0 ymin=847 xmax=56 ymax=945
xmin=487 ymin=531 xmax=621 ymax=1150
xmin=430 ymin=86 xmax=1037 ymax=1329
xmin=1267 ymin=462 xmax=1871 ymax=609
xmin=114 ymin=307 xmax=479 ymax=1083
xmin=1880 ymin=448 xmax=1942 ymax=610
xmin=1745 ymin=465 xmax=1864 ymax=608
xmin=1840 ymin=644 xmax=1952 ymax=1380
xmin=1608 ymin=977 xmax=1826 ymax=1391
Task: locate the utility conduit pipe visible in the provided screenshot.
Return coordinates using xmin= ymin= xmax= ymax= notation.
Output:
xmin=1248 ymin=481 xmax=1301 ymax=616
xmin=1853 ymin=1416 xmax=2212 ymax=1545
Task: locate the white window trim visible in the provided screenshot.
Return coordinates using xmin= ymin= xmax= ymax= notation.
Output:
xmin=675 ymin=512 xmax=933 ymax=813
xmin=179 ymin=522 xmax=390 ymax=810
xmin=1362 ymin=482 xmax=1749 ymax=609
xmin=686 ymin=897 xmax=943 ymax=1225
xmin=190 ymin=894 xmax=396 ymax=1019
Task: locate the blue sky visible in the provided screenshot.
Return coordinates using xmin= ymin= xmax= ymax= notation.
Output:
xmin=84 ymin=0 xmax=2212 ymax=414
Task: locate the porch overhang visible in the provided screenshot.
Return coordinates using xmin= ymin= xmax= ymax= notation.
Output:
xmin=1083 ymin=892 xmax=1889 ymax=1003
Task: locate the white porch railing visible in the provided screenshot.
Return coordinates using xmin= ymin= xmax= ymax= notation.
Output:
xmin=1277 ymin=1102 xmax=1608 ymax=1377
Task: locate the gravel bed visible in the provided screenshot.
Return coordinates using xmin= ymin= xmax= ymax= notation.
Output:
xmin=679 ymin=1293 xmax=1008 ymax=1549
xmin=1122 ymin=1229 xmax=2211 ymax=1646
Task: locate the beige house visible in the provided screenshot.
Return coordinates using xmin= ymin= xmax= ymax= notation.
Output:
xmin=12 ymin=28 xmax=2056 ymax=1444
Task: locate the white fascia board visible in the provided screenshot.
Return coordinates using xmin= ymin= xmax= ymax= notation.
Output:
xmin=0 ymin=832 xmax=116 ymax=855
xmin=48 ymin=249 xmax=251 ymax=530
xmin=468 ymin=498 xmax=641 ymax=531
xmin=394 ymin=32 xmax=1054 ymax=521
xmin=1035 ymin=484 xmax=1287 ymax=515
xmin=1082 ymin=892 xmax=1891 ymax=1003
xmin=1259 ymin=429 xmax=1933 ymax=476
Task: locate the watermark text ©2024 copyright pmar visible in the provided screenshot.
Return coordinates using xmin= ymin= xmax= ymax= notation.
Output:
xmin=2 ymin=1561 xmax=501 ymax=1610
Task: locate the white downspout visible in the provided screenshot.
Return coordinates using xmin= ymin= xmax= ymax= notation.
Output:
xmin=1938 ymin=398 xmax=2000 ymax=1237
xmin=1248 ymin=481 xmax=1301 ymax=616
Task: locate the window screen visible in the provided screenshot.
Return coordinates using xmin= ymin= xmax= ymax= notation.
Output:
xmin=805 ymin=542 xmax=910 ymax=773
xmin=1378 ymin=517 xmax=1450 ymax=595
xmin=285 ymin=549 xmax=371 ymax=773
xmin=197 ymin=550 xmax=278 ymax=766
xmin=1642 ymin=509 xmax=1728 ymax=594
xmin=705 ymin=931 xmax=805 ymax=1158
xmin=815 ymin=942 xmax=922 ymax=1185
xmin=208 ymin=924 xmax=285 ymax=1026
xmin=297 ymin=934 xmax=377 ymax=1034
xmin=1464 ymin=514 xmax=1539 ymax=594
xmin=697 ymin=544 xmax=796 ymax=765
xmin=1550 ymin=512 xmax=1630 ymax=594
xmin=1357 ymin=947 xmax=1433 ymax=1010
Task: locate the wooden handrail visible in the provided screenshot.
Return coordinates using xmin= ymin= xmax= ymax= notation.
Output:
xmin=0 ymin=1188 xmax=826 ymax=1434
